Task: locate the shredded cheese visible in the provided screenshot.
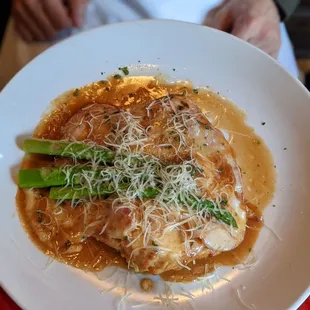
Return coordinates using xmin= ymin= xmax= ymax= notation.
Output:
xmin=55 ymin=94 xmax=242 ymax=274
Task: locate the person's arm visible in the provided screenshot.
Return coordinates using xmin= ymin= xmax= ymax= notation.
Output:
xmin=275 ymin=0 xmax=300 ymax=20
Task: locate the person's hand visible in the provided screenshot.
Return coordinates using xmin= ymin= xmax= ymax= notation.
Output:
xmin=12 ymin=0 xmax=89 ymax=42
xmin=205 ymin=0 xmax=281 ymax=58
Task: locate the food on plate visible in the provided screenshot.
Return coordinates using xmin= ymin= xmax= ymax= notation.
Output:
xmin=16 ymin=76 xmax=275 ymax=281
xmin=140 ymin=278 xmax=154 ymax=292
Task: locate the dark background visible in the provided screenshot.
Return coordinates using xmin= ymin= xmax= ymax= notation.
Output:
xmin=0 ymin=0 xmax=309 ymax=90
xmin=0 ymin=0 xmax=11 ymax=46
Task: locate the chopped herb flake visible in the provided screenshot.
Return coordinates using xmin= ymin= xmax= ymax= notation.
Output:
xmin=218 ymin=169 xmax=224 ymax=174
xmin=205 ymin=126 xmax=212 ymax=130
xmin=254 ymin=140 xmax=261 ymax=145
xmin=113 ymin=74 xmax=122 ymax=79
xmin=73 ymin=89 xmax=79 ymax=96
xmin=220 ymin=199 xmax=228 ymax=206
xmin=65 ymin=240 xmax=71 ymax=249
xmin=173 ymin=68 xmax=176 ymax=71
xmin=261 ymin=122 xmax=266 ymax=125
xmin=248 ymin=248 xmax=252 ymax=252
xmin=177 ymin=105 xmax=184 ymax=111
xmin=119 ymin=66 xmax=129 ymax=75
xmin=193 ymin=89 xmax=199 ymax=94
xmin=100 ymin=80 xmax=107 ymax=84
xmin=129 ymin=93 xmax=135 ymax=98
xmin=124 ymin=236 xmax=128 ymax=241
xmin=152 ymin=241 xmax=158 ymax=246
xmin=36 ymin=210 xmax=43 ymax=223
xmin=181 ymin=89 xmax=186 ymax=96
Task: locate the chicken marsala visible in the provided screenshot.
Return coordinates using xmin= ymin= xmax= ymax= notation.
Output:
xmin=16 ymin=77 xmax=275 ymax=280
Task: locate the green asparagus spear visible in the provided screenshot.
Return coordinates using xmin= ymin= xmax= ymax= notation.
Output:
xmin=18 ymin=166 xmax=97 ymax=188
xmin=49 ymin=184 xmax=236 ymax=227
xmin=49 ymin=184 xmax=116 ymax=200
xmin=49 ymin=184 xmax=159 ymax=200
xmin=23 ymin=138 xmax=115 ymax=164
xmin=180 ymin=196 xmax=237 ymax=228
xmin=198 ymin=200 xmax=237 ymax=228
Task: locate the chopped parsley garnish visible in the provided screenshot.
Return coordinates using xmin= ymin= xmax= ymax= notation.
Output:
xmin=193 ymin=89 xmax=199 ymax=94
xmin=254 ymin=140 xmax=261 ymax=145
xmin=73 ymin=89 xmax=79 ymax=96
xmin=173 ymin=68 xmax=176 ymax=71
xmin=100 ymin=80 xmax=107 ymax=84
xmin=36 ymin=210 xmax=43 ymax=223
xmin=119 ymin=66 xmax=129 ymax=75
xmin=152 ymin=241 xmax=158 ymax=246
xmin=181 ymin=89 xmax=186 ymax=96
xmin=220 ymin=199 xmax=228 ymax=206
xmin=205 ymin=126 xmax=211 ymax=130
xmin=261 ymin=122 xmax=266 ymax=125
xmin=218 ymin=169 xmax=224 ymax=174
xmin=113 ymin=74 xmax=122 ymax=79
xmin=124 ymin=236 xmax=128 ymax=241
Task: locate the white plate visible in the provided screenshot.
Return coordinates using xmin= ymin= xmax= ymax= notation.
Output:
xmin=0 ymin=20 xmax=309 ymax=310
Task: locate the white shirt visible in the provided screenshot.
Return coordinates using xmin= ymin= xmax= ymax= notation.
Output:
xmin=0 ymin=0 xmax=298 ymax=90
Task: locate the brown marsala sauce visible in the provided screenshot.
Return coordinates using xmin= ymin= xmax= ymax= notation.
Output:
xmin=16 ymin=76 xmax=276 ymax=282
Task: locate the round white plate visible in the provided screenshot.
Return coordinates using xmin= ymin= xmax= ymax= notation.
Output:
xmin=0 ymin=20 xmax=309 ymax=310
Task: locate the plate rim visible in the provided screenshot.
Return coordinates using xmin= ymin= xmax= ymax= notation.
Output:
xmin=1 ymin=19 xmax=309 ymax=310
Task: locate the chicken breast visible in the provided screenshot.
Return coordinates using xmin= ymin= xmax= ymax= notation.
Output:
xmin=60 ymin=95 xmax=247 ymax=274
